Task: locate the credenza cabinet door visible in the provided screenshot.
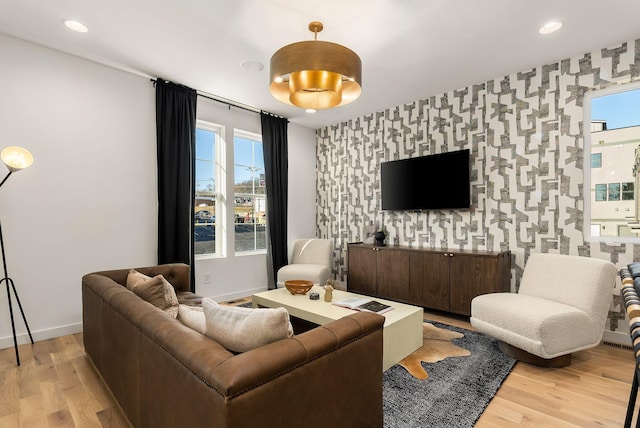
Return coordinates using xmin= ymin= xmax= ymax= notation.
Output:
xmin=347 ymin=245 xmax=377 ymax=296
xmin=376 ymin=249 xmax=410 ymax=302
xmin=410 ymin=252 xmax=449 ymax=311
xmin=449 ymin=254 xmax=487 ymax=314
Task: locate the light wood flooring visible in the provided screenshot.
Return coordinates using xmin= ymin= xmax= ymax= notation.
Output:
xmin=0 ymin=301 xmax=637 ymax=427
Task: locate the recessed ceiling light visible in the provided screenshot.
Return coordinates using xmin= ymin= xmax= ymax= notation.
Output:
xmin=538 ymin=21 xmax=562 ymax=35
xmin=240 ymin=59 xmax=264 ymax=72
xmin=63 ymin=19 xmax=88 ymax=33
xmin=306 ymin=109 xmax=317 ymax=114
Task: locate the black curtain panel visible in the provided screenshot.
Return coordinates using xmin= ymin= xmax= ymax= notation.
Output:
xmin=155 ymin=79 xmax=197 ymax=292
xmin=261 ymin=112 xmax=289 ymax=289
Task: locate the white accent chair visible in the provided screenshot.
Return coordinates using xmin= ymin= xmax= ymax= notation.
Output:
xmin=471 ymin=253 xmax=617 ymax=367
xmin=277 ymin=239 xmax=333 ymax=288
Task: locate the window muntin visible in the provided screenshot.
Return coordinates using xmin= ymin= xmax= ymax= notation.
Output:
xmin=234 ymin=130 xmax=266 ymax=254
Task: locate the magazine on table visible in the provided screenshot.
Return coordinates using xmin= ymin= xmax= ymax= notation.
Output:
xmin=332 ymin=297 xmax=394 ymax=314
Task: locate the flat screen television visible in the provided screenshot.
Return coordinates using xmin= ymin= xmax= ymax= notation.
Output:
xmin=381 ymin=149 xmax=471 ymax=210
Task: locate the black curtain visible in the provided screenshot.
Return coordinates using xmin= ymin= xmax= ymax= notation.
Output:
xmin=261 ymin=112 xmax=289 ymax=289
xmin=155 ymin=80 xmax=197 ymax=292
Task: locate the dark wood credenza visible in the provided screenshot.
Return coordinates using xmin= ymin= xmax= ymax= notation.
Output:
xmin=347 ymin=243 xmax=511 ymax=316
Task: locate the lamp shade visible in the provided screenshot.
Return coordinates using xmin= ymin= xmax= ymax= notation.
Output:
xmin=269 ymin=22 xmax=362 ymax=110
xmin=1 ymin=146 xmax=34 ymax=172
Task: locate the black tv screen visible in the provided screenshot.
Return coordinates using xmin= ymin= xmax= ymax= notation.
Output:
xmin=381 ymin=149 xmax=470 ymax=210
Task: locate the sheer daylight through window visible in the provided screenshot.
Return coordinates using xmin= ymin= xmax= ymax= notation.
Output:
xmin=234 ymin=130 xmax=266 ymax=253
xmin=195 ymin=123 xmax=221 ymax=256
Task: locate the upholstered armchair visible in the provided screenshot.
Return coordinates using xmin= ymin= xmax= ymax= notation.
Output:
xmin=277 ymin=239 xmax=333 ymax=288
xmin=470 ymin=253 xmax=617 ymax=367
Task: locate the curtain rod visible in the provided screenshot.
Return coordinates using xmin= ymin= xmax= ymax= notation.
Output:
xmin=151 ymin=78 xmax=285 ymax=119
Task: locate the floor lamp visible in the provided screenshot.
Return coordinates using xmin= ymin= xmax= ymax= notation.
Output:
xmin=0 ymin=146 xmax=34 ymax=366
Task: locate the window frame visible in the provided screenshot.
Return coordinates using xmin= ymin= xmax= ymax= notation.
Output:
xmin=607 ymin=183 xmax=621 ymax=201
xmin=583 ymin=80 xmax=640 ymax=243
xmin=233 ymin=129 xmax=267 ymax=256
xmin=194 ymin=120 xmax=226 ymax=259
xmin=594 ymin=183 xmax=607 ymax=202
xmin=622 ymin=182 xmax=635 ymax=201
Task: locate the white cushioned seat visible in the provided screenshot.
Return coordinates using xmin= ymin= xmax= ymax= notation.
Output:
xmin=276 ymin=238 xmax=332 ymax=288
xmin=277 ymin=263 xmax=330 ymax=287
xmin=472 ymin=293 xmax=596 ymax=359
xmin=470 ymin=253 xmax=617 ymax=364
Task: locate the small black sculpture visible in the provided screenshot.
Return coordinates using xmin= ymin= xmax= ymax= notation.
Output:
xmin=374 ymin=230 xmax=386 ymax=247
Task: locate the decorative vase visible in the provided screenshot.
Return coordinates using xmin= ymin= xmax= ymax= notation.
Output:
xmin=374 ymin=231 xmax=386 ymax=247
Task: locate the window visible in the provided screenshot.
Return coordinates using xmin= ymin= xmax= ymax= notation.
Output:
xmin=595 ymin=184 xmax=607 ymax=201
xmin=608 ymin=183 xmax=621 ymax=201
xmin=234 ymin=130 xmax=266 ymax=253
xmin=623 ymin=182 xmax=635 ymax=201
xmin=194 ymin=121 xmax=223 ymax=256
xmin=584 ymin=81 xmax=640 ymax=242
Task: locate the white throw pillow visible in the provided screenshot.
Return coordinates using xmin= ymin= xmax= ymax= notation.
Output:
xmin=177 ymin=304 xmax=206 ymax=334
xmin=126 ymin=269 xmax=179 ymax=319
xmin=201 ymin=297 xmax=293 ymax=353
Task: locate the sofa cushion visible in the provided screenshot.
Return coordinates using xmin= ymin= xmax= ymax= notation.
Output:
xmin=178 ymin=304 xmax=206 ymax=334
xmin=276 ymin=263 xmax=330 ymax=288
xmin=202 ymin=298 xmax=293 ymax=353
xmin=127 ymin=269 xmax=179 ymax=318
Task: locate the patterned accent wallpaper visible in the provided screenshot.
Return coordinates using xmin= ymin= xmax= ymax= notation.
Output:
xmin=316 ymin=38 xmax=640 ymax=335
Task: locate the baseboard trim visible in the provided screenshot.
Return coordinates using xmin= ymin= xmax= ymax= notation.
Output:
xmin=212 ymin=287 xmax=266 ymax=303
xmin=602 ymin=330 xmax=631 ymax=347
xmin=0 ymin=322 xmax=83 ymax=350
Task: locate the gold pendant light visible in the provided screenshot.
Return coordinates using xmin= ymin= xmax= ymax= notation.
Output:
xmin=269 ymin=21 xmax=362 ymax=110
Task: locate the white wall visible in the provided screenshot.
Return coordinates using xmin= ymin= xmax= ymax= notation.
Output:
xmin=0 ymin=34 xmax=157 ymax=347
xmin=0 ymin=33 xmax=317 ymax=348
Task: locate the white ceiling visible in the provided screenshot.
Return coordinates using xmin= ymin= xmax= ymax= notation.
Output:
xmin=1 ymin=0 xmax=639 ymax=129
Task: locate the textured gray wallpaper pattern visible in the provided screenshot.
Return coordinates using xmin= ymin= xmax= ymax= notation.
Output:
xmin=316 ymin=39 xmax=640 ymax=334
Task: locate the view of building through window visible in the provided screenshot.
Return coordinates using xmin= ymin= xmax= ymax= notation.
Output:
xmin=194 ymin=123 xmax=266 ymax=256
xmin=588 ymin=86 xmax=640 ymax=239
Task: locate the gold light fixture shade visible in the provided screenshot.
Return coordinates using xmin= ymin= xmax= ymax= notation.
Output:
xmin=1 ymin=146 xmax=34 ymax=172
xmin=269 ymin=22 xmax=362 ymax=110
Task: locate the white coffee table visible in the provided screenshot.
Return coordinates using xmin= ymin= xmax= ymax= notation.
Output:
xmin=252 ymin=286 xmax=424 ymax=371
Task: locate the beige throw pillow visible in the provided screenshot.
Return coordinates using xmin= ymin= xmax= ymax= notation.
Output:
xmin=177 ymin=304 xmax=206 ymax=334
xmin=126 ymin=269 xmax=179 ymax=318
xmin=202 ymin=297 xmax=293 ymax=353
xmin=126 ymin=268 xmax=150 ymax=290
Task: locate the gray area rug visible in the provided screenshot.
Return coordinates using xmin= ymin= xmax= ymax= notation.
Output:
xmin=383 ymin=321 xmax=516 ymax=428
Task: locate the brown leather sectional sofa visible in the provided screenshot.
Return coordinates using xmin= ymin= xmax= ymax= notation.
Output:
xmin=82 ymin=263 xmax=385 ymax=428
